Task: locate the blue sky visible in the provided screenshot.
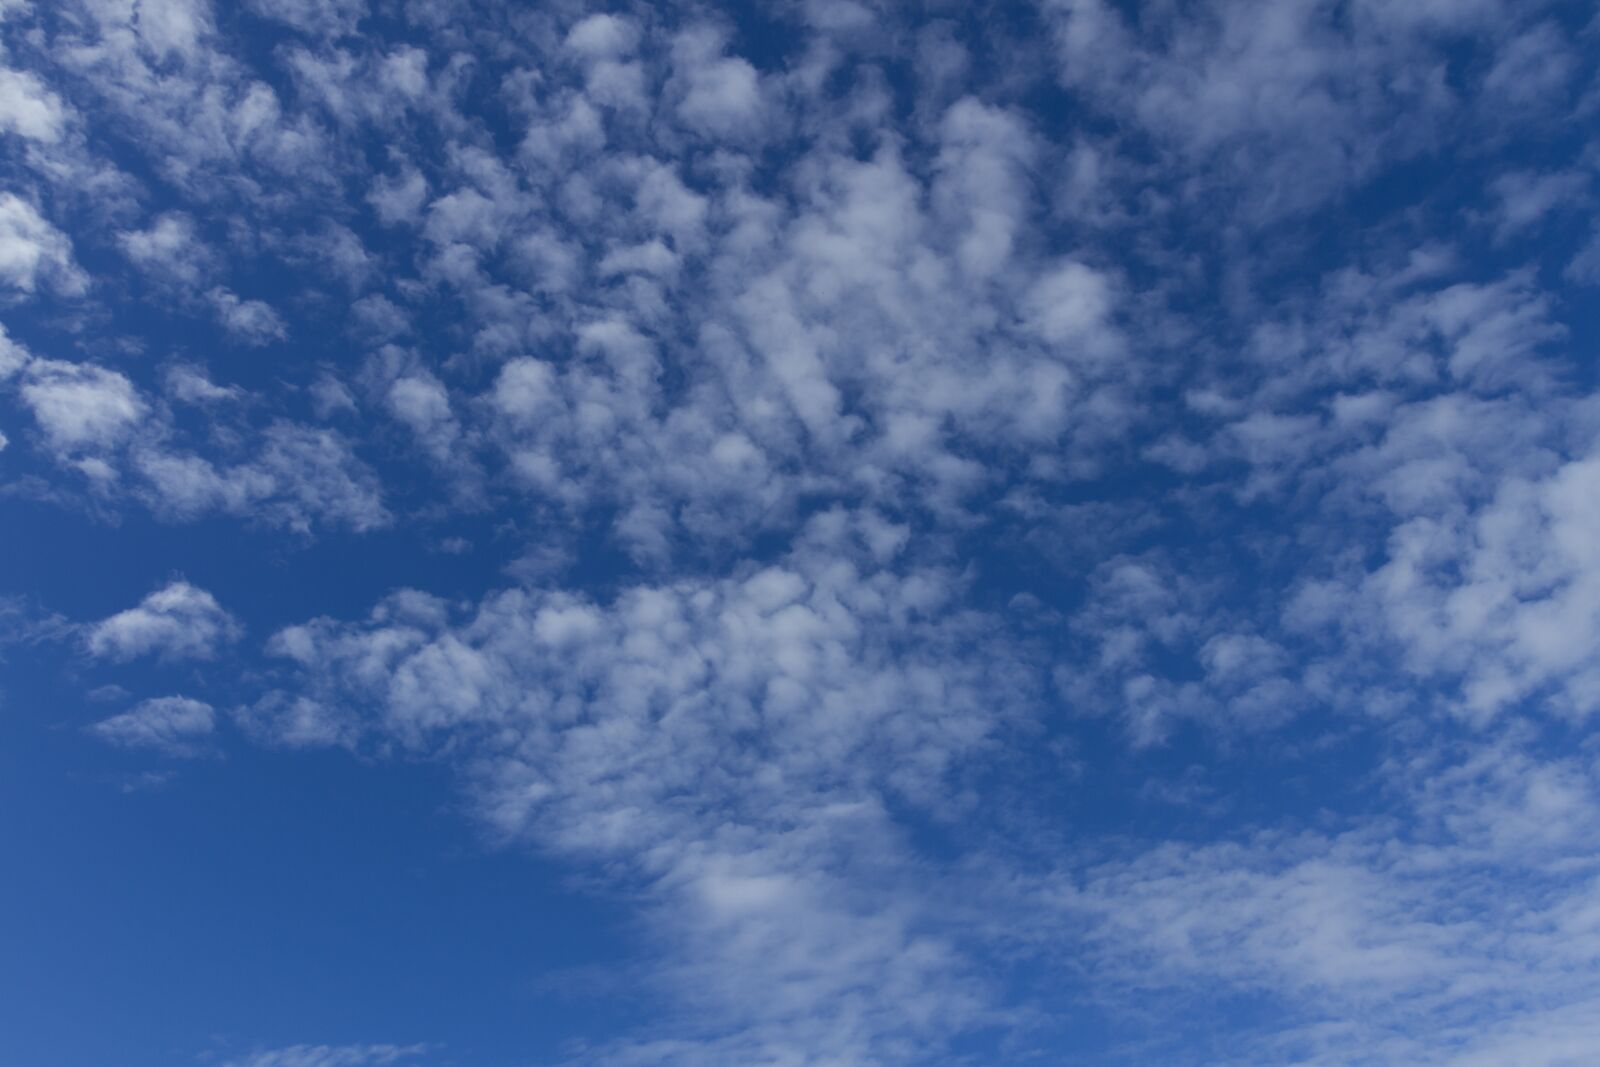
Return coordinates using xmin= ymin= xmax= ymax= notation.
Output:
xmin=3 ymin=1 xmax=1600 ymax=1065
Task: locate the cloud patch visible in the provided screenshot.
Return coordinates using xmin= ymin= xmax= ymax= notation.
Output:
xmin=89 ymin=695 xmax=215 ymax=757
xmin=85 ymin=581 xmax=241 ymax=662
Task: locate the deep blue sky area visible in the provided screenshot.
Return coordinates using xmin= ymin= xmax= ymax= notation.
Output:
xmin=1 ymin=706 xmax=631 ymax=1067
xmin=3 ymin=2 xmax=1600 ymax=1066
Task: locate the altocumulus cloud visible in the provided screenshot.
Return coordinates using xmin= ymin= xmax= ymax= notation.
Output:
xmin=3 ymin=1 xmax=1600 ymax=1066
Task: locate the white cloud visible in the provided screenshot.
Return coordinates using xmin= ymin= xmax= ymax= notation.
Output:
xmin=133 ymin=424 xmax=390 ymax=533
xmin=89 ymin=695 xmax=215 ymax=757
xmin=1482 ymin=20 xmax=1575 ymax=110
xmin=47 ymin=0 xmax=336 ymax=206
xmin=1489 ymin=168 xmax=1589 ymax=240
xmin=386 ymin=371 xmax=459 ymax=462
xmin=0 ymin=193 xmax=86 ymax=294
xmin=243 ymin=0 xmax=366 ymax=36
xmin=467 ymin=95 xmax=1139 ymax=555
xmin=672 ymin=27 xmax=765 ymax=140
xmin=5 ymin=3 xmax=1599 ymax=1061
xmin=208 ymin=287 xmax=288 ymax=344
xmin=3 ymin=315 xmax=382 ymax=530
xmin=19 ymin=359 xmax=145 ymax=453
xmin=1330 ymin=441 xmax=1600 ymax=722
xmin=931 ymin=98 xmax=1036 ymax=281
xmin=565 ymin=14 xmax=639 ymax=60
xmin=85 ymin=581 xmax=241 ymax=661
xmin=1570 ymin=227 xmax=1600 ymax=286
xmin=368 ymin=168 xmax=429 ymax=226
xmin=220 ymin=1045 xmax=428 ymax=1067
xmin=1039 ymin=0 xmax=1530 ymax=218
xmin=263 ymin=510 xmax=1039 ymax=1060
xmin=0 ymin=333 xmax=384 ymax=530
xmin=1022 ymin=260 xmax=1122 ymax=358
xmin=129 ymin=0 xmax=213 ymax=59
xmin=0 ymin=320 xmax=27 ymax=380
xmin=234 ymin=692 xmax=355 ymax=749
xmin=165 ymin=363 xmax=243 ymax=404
xmin=118 ymin=212 xmax=212 ymax=287
xmin=0 ymin=66 xmax=68 ymax=142
xmin=1013 ymin=724 xmax=1600 ymax=1064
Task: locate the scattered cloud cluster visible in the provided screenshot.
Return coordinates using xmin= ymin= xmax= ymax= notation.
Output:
xmin=0 ymin=325 xmax=386 ymax=532
xmin=4 ymin=0 xmax=1599 ymax=1064
xmin=254 ymin=510 xmax=1034 ymax=1061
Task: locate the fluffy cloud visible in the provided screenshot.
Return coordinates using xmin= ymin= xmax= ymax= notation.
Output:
xmin=19 ymin=359 xmax=145 ymax=453
xmin=671 ymin=26 xmax=766 ymax=140
xmin=118 ymin=212 xmax=212 ymax=287
xmin=208 ymin=287 xmax=288 ymax=344
xmin=0 ymin=65 xmax=68 ymax=142
xmin=1302 ymin=437 xmax=1600 ymax=722
xmin=0 ymin=194 xmax=86 ymax=294
xmin=85 ymin=581 xmax=241 ymax=661
xmin=165 ymin=363 xmax=243 ymax=404
xmin=2 ymin=327 xmax=386 ymax=531
xmin=384 ymin=370 xmax=459 ymax=463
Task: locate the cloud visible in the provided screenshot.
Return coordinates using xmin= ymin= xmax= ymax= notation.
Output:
xmin=220 ymin=1045 xmax=428 ymax=1067
xmin=118 ymin=212 xmax=212 ymax=287
xmin=1489 ymin=168 xmax=1590 ymax=240
xmin=671 ymin=26 xmax=766 ymax=140
xmin=165 ymin=363 xmax=244 ymax=404
xmin=1318 ymin=438 xmax=1600 ymax=722
xmin=4 ymin=1 xmax=1600 ymax=1061
xmin=19 ymin=359 xmax=146 ymax=453
xmin=88 ymin=695 xmax=215 ymax=757
xmin=385 ymin=371 xmax=459 ymax=462
xmin=1481 ymin=19 xmax=1576 ymax=110
xmin=208 ymin=287 xmax=288 ymax=344
xmin=85 ymin=581 xmax=241 ymax=661
xmin=262 ymin=510 xmax=1040 ymax=1060
xmin=234 ymin=692 xmax=355 ymax=750
xmin=1036 ymin=0 xmax=1596 ymax=246
xmin=0 ymin=193 xmax=86 ymax=294
xmin=0 ymin=66 xmax=68 ymax=142
xmin=242 ymin=0 xmax=367 ymax=37
xmin=1013 ymin=725 xmax=1600 ymax=1066
xmin=0 ymin=321 xmax=26 ymax=380
xmin=464 ymin=99 xmax=1135 ymax=558
xmin=2 ymin=323 xmax=386 ymax=531
xmin=133 ymin=424 xmax=391 ymax=532
xmin=566 ymin=14 xmax=639 ymax=60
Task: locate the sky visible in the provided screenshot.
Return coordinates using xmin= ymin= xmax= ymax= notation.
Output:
xmin=2 ymin=1 xmax=1599 ymax=1065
